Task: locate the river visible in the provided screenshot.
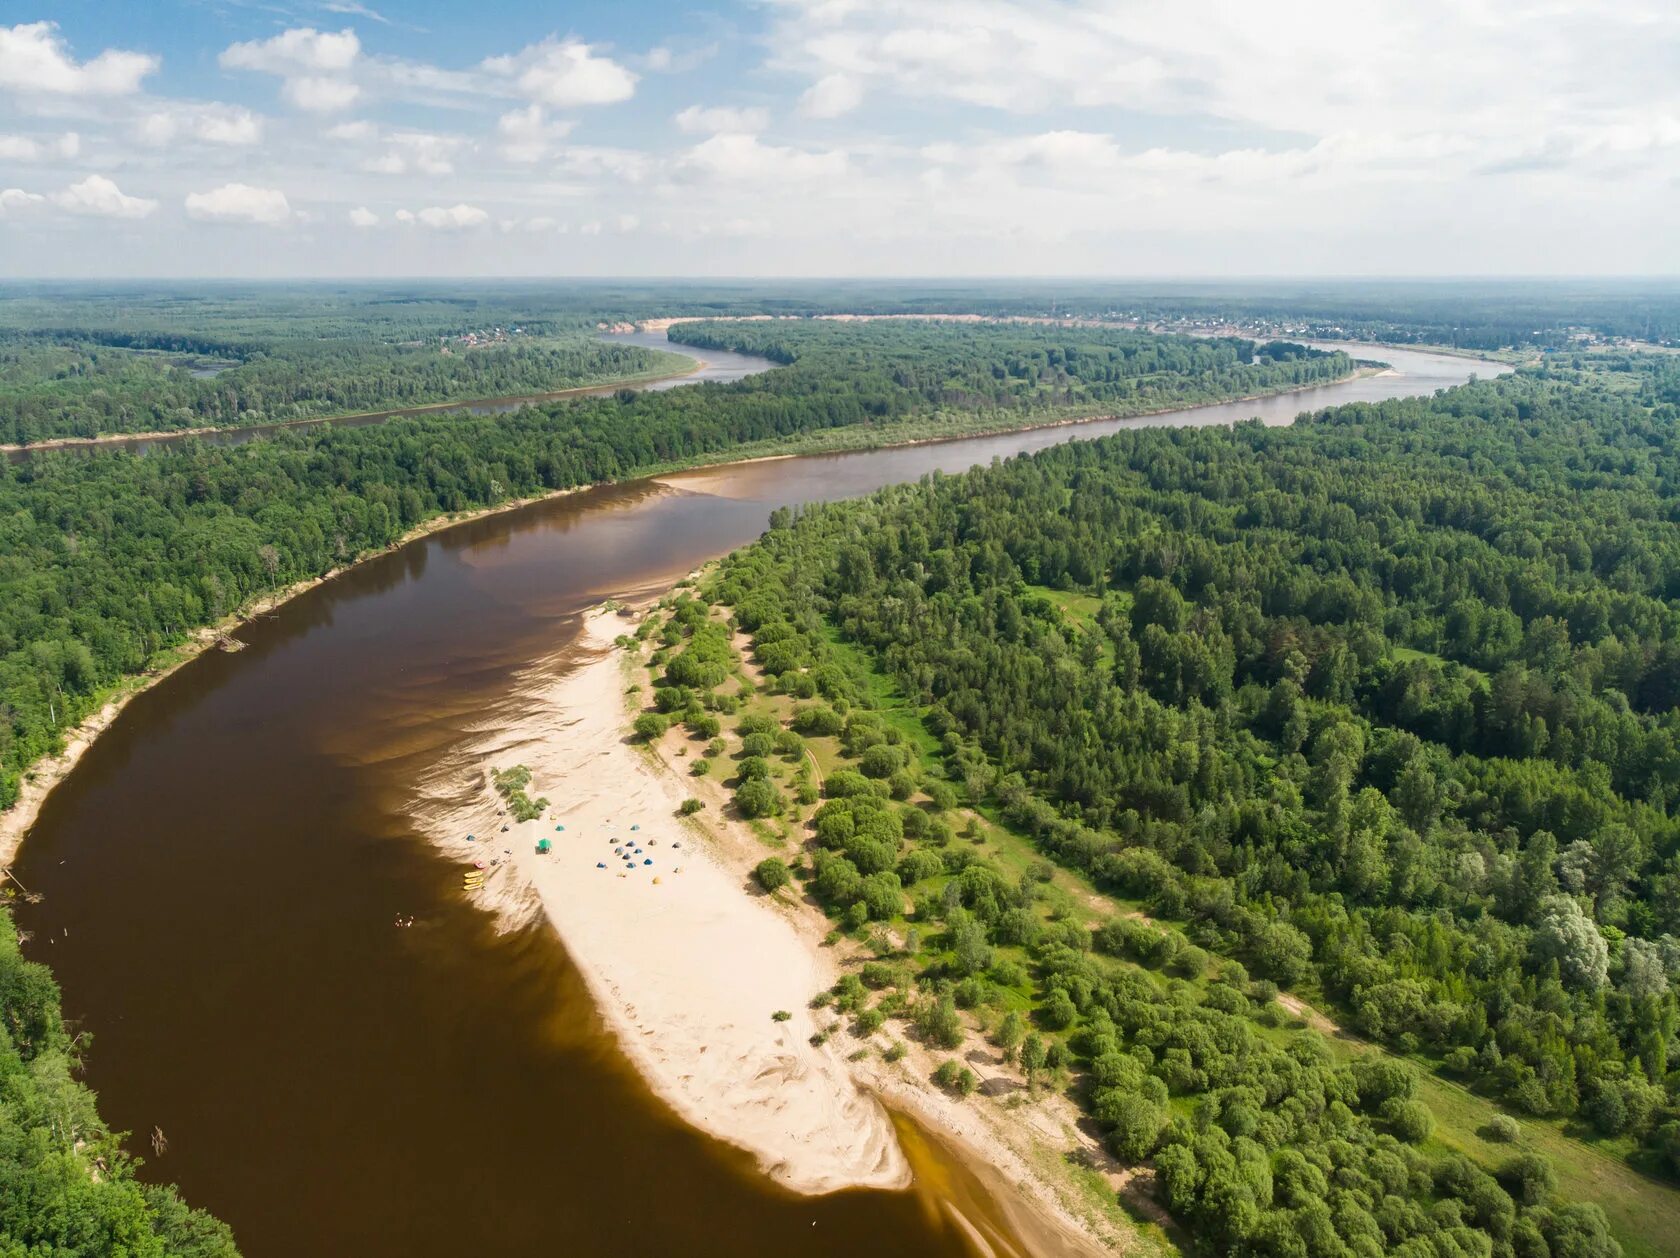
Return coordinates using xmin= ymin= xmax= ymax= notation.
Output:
xmin=12 ymin=341 xmax=1506 ymax=1257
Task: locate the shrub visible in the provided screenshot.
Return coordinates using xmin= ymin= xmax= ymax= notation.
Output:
xmin=860 ymin=744 xmax=905 ymax=779
xmin=632 ymin=713 xmax=667 ymax=742
xmin=933 ymin=1059 xmax=978 ymax=1096
xmin=1485 ymin=1114 xmax=1522 ymax=1143
xmin=1498 ymin=1152 xmax=1557 ymax=1207
xmin=690 ymin=758 xmax=711 ymax=776
xmin=754 ymin=857 xmax=790 ymax=892
xmin=735 ymin=778 xmax=783 ymax=818
xmin=771 ymin=1010 xmax=791 ymax=1022
xmin=740 ymin=732 xmax=776 ymax=758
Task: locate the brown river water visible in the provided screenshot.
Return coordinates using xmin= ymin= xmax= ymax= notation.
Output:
xmin=12 ymin=342 xmax=1505 ymax=1257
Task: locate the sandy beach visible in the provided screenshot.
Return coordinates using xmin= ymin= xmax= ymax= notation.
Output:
xmin=411 ymin=608 xmax=910 ymax=1196
xmin=410 ymin=606 xmax=1126 ymax=1255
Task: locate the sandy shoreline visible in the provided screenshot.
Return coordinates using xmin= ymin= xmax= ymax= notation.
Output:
xmin=410 ymin=609 xmax=910 ymax=1196
xmin=410 ymin=607 xmax=1124 ymax=1255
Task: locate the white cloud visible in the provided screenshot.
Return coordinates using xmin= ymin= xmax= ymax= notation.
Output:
xmin=283 ymin=76 xmax=361 ymax=112
xmin=675 ymin=104 xmax=770 ymax=135
xmin=185 ymin=183 xmax=292 ymax=225
xmin=0 ymin=131 xmax=79 ymax=161
xmin=325 ymin=119 xmax=377 ymax=142
xmin=799 ymin=73 xmax=862 ymax=119
xmin=53 ymin=174 xmax=156 ymax=219
xmin=365 ymin=130 xmax=461 ymax=175
xmin=0 ymin=22 xmax=156 ymax=97
xmin=681 ymin=132 xmax=847 ymax=182
xmin=400 ymin=203 xmax=489 ymax=230
xmin=222 ymin=27 xmax=361 ymax=112
xmin=496 ymin=104 xmax=576 ymax=163
xmin=137 ymin=106 xmax=261 ymax=148
xmin=482 ymin=38 xmax=636 ymax=107
xmin=221 ymin=27 xmax=361 ymax=75
xmin=348 ymin=205 xmax=379 ymax=227
xmin=0 ymin=187 xmax=45 ymax=216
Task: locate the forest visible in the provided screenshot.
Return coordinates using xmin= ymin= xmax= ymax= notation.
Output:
xmin=0 ymin=321 xmax=1348 ymax=816
xmin=0 ymin=333 xmax=689 ymax=445
xmin=675 ymin=351 xmax=1680 ymax=1257
xmin=0 ymin=907 xmax=238 ymax=1255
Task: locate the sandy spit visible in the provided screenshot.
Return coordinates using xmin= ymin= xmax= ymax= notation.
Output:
xmin=412 ymin=608 xmax=910 ymax=1196
xmin=419 ymin=607 xmax=1121 ymax=1254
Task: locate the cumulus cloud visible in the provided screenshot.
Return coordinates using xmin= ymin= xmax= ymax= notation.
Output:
xmin=283 ymin=76 xmax=361 ymax=112
xmin=348 ymin=205 xmax=379 ymax=227
xmin=681 ymin=132 xmax=847 ymax=182
xmin=0 ymin=187 xmax=45 ymax=216
xmin=397 ymin=203 xmax=489 ymax=230
xmin=364 ymin=131 xmax=462 ymax=175
xmin=799 ymin=73 xmax=862 ymax=119
xmin=53 ymin=174 xmax=157 ymax=219
xmin=496 ymin=104 xmax=576 ymax=163
xmin=0 ymin=22 xmax=156 ymax=97
xmin=222 ymin=27 xmax=360 ymax=75
xmin=137 ymin=106 xmax=262 ymax=148
xmin=222 ymin=27 xmax=361 ymax=112
xmin=483 ymin=38 xmax=636 ymax=107
xmin=675 ymin=104 xmax=770 ymax=135
xmin=767 ymin=0 xmax=1680 ymax=186
xmin=185 ymin=183 xmax=292 ymax=225
xmin=325 ymin=119 xmax=377 ymax=142
xmin=0 ymin=131 xmax=79 ymax=161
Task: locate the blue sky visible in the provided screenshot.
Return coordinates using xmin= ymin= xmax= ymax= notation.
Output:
xmin=0 ymin=1 xmax=1675 ymax=277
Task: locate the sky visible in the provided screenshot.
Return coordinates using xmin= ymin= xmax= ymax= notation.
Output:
xmin=0 ymin=0 xmax=1674 ymax=278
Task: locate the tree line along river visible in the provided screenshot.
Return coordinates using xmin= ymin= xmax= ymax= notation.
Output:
xmin=13 ymin=341 xmax=1505 ymax=1256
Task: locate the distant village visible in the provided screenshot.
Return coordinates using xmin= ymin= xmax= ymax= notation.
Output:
xmin=439 ymin=325 xmax=527 ymax=351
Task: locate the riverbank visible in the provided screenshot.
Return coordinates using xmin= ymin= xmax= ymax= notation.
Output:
xmin=0 ymin=358 xmax=1386 ymax=869
xmin=0 ymin=481 xmax=612 ymax=868
xmin=417 ymin=606 xmax=1123 ymax=1255
xmin=411 ymin=607 xmax=910 ymax=1196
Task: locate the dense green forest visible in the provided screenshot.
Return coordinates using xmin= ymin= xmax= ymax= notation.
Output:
xmin=0 ymin=321 xmax=1347 ymax=815
xmin=0 ymin=908 xmax=238 ymax=1255
xmin=677 ymin=354 xmax=1680 ymax=1257
xmin=0 ymin=334 xmax=688 ymax=445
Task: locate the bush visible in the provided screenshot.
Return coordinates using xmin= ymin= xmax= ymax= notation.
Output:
xmin=686 ymin=713 xmax=721 ymax=739
xmin=773 ymin=729 xmax=804 ymax=757
xmin=1499 ymin=1152 xmax=1557 ymax=1206
xmin=754 ymin=857 xmax=790 ymax=891
xmin=740 ymin=732 xmax=776 ymax=758
xmin=737 ymin=755 xmax=772 ymax=781
xmin=679 ymin=797 xmax=704 ymax=816
xmin=771 ymin=1009 xmax=791 ymax=1022
xmin=924 ymin=780 xmax=959 ymax=811
xmin=735 ymin=778 xmax=783 ymax=818
xmin=1485 ymin=1114 xmax=1521 ymax=1143
xmin=633 ymin=712 xmax=668 ymax=742
xmin=933 ymin=1059 xmax=978 ymax=1096
xmin=1039 ymin=988 xmax=1078 ymax=1031
xmin=859 ymin=743 xmax=905 ymax=779
xmin=690 ymin=758 xmax=710 ymax=776
xmin=1382 ymin=1097 xmax=1435 ymax=1144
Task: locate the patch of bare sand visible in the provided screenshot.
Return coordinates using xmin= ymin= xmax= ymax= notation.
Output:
xmin=409 ymin=608 xmax=907 ymax=1196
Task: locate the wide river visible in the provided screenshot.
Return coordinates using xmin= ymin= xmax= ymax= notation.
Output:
xmin=14 ymin=340 xmax=1505 ymax=1257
